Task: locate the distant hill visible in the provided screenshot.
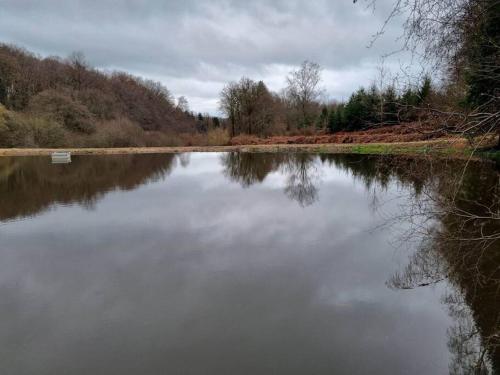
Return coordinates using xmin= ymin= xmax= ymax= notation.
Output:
xmin=0 ymin=44 xmax=199 ymax=147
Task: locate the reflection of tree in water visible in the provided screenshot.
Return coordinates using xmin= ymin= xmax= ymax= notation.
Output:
xmin=282 ymin=153 xmax=319 ymax=207
xmin=221 ymin=153 xmax=287 ymax=188
xmin=388 ymin=231 xmax=500 ymax=374
xmin=178 ymin=153 xmax=191 ymax=168
xmin=220 ymin=152 xmax=319 ymax=206
xmin=0 ymin=154 xmax=177 ymax=221
xmin=319 ymin=153 xmax=428 ymax=194
xmin=445 ymin=291 xmax=490 ymax=375
xmin=326 ymin=154 xmax=500 ymax=374
xmin=2 ymin=151 xmax=498 ymax=373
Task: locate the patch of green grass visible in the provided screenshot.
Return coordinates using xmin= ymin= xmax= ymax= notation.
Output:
xmin=339 ymin=143 xmax=474 ymax=157
xmin=245 ymin=141 xmax=478 ymax=159
xmin=350 ymin=145 xmax=388 ymax=154
xmin=347 ymin=144 xmax=425 ymax=155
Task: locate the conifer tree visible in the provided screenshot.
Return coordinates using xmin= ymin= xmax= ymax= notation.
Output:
xmin=317 ymin=106 xmax=329 ymax=129
xmin=328 ymin=108 xmax=337 ymax=133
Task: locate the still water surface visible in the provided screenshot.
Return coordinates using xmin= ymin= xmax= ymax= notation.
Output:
xmin=0 ymin=153 xmax=498 ymax=374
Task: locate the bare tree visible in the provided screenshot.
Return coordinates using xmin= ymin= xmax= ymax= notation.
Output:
xmin=176 ymin=96 xmax=189 ymax=112
xmin=219 ymin=78 xmax=278 ymax=137
xmin=219 ymin=81 xmax=240 ymax=137
xmin=282 ymin=154 xmax=319 ymax=207
xmin=67 ymin=51 xmax=89 ymax=90
xmin=285 ymin=61 xmax=323 ymax=130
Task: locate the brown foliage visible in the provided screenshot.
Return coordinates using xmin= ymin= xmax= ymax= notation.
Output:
xmin=181 ymin=128 xmax=231 ymax=147
xmin=0 ymin=153 xmax=176 ymax=220
xmin=220 ymin=78 xmax=285 ymax=137
xmin=0 ymin=43 xmax=198 ymax=148
xmin=87 ymin=118 xmax=146 ymax=148
xmin=230 ymin=123 xmax=447 ymax=145
xmin=0 ymin=105 xmax=66 ymax=147
xmin=28 ymin=89 xmax=95 ymax=134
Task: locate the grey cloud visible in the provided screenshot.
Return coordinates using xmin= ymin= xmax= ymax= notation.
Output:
xmin=0 ymin=0 xmax=406 ymax=113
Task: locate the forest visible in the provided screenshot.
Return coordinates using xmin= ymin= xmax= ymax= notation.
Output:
xmin=219 ymin=63 xmax=434 ymax=137
xmin=0 ymin=45 xmax=221 ymax=148
xmin=0 ymin=0 xmax=498 ymax=149
xmin=219 ymin=0 xmax=499 ymax=146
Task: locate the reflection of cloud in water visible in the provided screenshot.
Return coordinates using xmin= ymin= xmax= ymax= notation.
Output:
xmin=0 ymin=152 xmax=498 ymax=374
xmin=0 ymin=153 xmax=455 ymax=374
xmin=220 ymin=153 xmax=321 ymax=207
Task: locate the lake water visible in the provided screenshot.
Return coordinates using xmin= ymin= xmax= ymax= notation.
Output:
xmin=0 ymin=153 xmax=498 ymax=374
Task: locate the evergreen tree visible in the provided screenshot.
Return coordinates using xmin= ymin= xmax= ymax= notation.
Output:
xmin=400 ymin=88 xmax=419 ymax=122
xmin=335 ymin=104 xmax=345 ymax=131
xmin=465 ymin=0 xmax=500 ymax=107
xmin=383 ymin=86 xmax=398 ymax=124
xmin=344 ymin=88 xmax=370 ymax=130
xmin=316 ymin=106 xmax=329 ymax=129
xmin=212 ymin=117 xmax=220 ymax=128
xmin=401 ymin=88 xmax=419 ymax=107
xmin=196 ymin=113 xmax=207 ymax=133
xmin=418 ymin=76 xmax=432 ymax=103
xmin=367 ymin=84 xmax=381 ymax=123
xmin=328 ymin=108 xmax=337 ymax=133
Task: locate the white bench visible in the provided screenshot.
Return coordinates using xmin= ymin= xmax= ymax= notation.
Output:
xmin=51 ymin=152 xmax=72 ymax=164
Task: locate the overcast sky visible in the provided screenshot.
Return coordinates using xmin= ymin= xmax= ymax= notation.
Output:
xmin=0 ymin=0 xmax=411 ymax=114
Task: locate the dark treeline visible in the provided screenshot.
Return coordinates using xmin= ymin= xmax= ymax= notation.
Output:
xmin=327 ymin=77 xmax=432 ymax=132
xmin=220 ymin=0 xmax=499 ymax=145
xmin=219 ymin=62 xmax=435 ymax=137
xmin=0 ymin=43 xmax=436 ymax=147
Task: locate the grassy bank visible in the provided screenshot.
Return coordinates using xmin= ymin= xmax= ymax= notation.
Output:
xmin=0 ymin=138 xmax=484 ymax=158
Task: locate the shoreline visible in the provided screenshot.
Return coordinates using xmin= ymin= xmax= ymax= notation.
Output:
xmin=0 ymin=139 xmax=487 ymax=158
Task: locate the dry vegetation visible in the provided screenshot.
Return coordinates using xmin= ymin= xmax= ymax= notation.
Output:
xmin=0 ymin=45 xmax=229 ymax=148
xmin=229 ymin=122 xmax=453 ymax=145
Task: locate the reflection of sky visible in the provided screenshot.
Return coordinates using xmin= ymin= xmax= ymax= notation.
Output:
xmin=0 ymin=153 xmax=452 ymax=374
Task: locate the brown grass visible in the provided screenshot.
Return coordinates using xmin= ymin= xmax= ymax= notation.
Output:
xmin=230 ymin=123 xmax=447 ymax=146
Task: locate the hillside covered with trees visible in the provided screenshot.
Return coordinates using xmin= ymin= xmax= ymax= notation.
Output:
xmin=0 ymin=44 xmax=206 ymax=148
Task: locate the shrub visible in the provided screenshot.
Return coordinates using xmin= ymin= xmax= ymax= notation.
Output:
xmin=229 ymin=134 xmax=261 ymax=145
xmin=0 ymin=104 xmax=8 ymax=123
xmin=0 ymin=105 xmax=11 ymax=147
xmin=144 ymin=131 xmax=184 ymax=147
xmin=28 ymin=90 xmax=96 ymax=134
xmin=90 ymin=118 xmax=146 ymax=147
xmin=207 ymin=128 xmax=230 ymax=146
xmin=0 ymin=112 xmax=34 ymax=147
xmin=0 ymin=107 xmax=65 ymax=148
xmin=184 ymin=133 xmax=208 ymax=146
xmin=77 ymin=89 xmax=118 ymax=120
xmin=31 ymin=117 xmax=66 ymax=147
